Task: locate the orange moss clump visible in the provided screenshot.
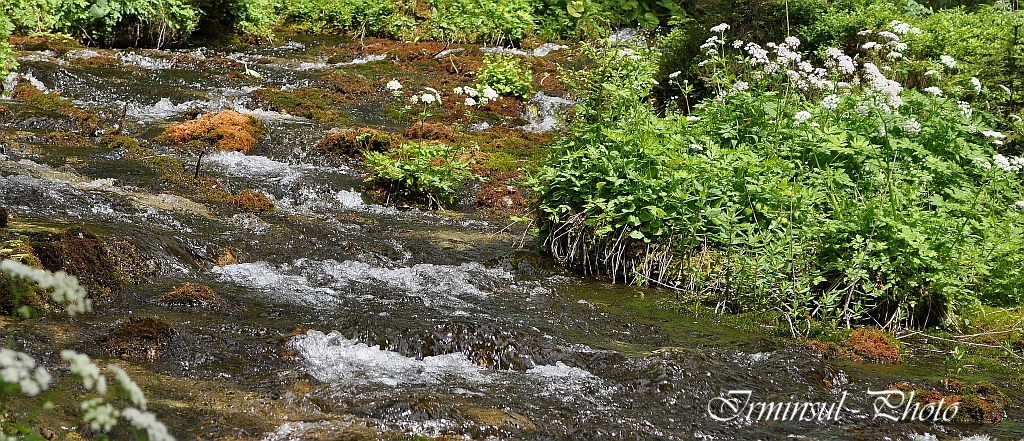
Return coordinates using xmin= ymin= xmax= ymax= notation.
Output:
xmin=316 ymin=128 xmax=399 ymax=159
xmin=161 ymin=282 xmax=225 ymax=309
xmin=404 ymin=121 xmax=455 ymax=141
xmin=159 ymin=110 xmax=263 ymax=154
xmin=231 ymin=189 xmax=275 ymax=214
xmin=845 ymin=328 xmax=901 ymax=364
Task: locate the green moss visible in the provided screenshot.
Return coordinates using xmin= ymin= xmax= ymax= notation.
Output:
xmin=248 ymin=87 xmax=352 ymax=121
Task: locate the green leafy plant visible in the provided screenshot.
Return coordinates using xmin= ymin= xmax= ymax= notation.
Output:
xmin=364 ymin=141 xmax=481 ymax=209
xmin=530 ymin=24 xmax=1024 ymax=331
xmin=475 ymin=53 xmax=533 ymax=99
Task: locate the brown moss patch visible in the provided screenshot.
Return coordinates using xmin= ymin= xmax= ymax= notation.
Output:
xmin=886 ymin=380 xmax=1006 ymax=424
xmin=102 ymin=316 xmax=177 ymax=360
xmin=474 ymin=182 xmax=526 ymax=216
xmin=320 ymin=73 xmax=374 ymax=96
xmin=231 ymin=189 xmax=275 ymax=214
xmin=158 ymin=110 xmax=264 ymax=154
xmin=30 ymin=230 xmax=121 ymax=301
xmin=248 ymin=87 xmax=350 ymax=121
xmin=161 ymin=283 xmax=225 ymax=309
xmin=69 ymin=55 xmax=119 ymax=68
xmin=404 ymin=121 xmax=455 ymax=141
xmin=479 ymin=95 xmax=525 ymax=118
xmin=214 ymin=247 xmax=239 ymax=266
xmin=316 ymin=128 xmax=399 ymax=159
xmin=43 ymin=131 xmax=92 ymax=148
xmin=844 ymin=327 xmax=901 ymax=364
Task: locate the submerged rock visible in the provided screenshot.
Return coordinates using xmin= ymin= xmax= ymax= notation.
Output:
xmin=102 ymin=316 xmax=178 ymax=360
xmin=161 ymin=282 xmax=225 ymax=309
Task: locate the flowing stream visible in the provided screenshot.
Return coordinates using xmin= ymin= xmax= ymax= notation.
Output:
xmin=0 ymin=37 xmax=1021 ymax=440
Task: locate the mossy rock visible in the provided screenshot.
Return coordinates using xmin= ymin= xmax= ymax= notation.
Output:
xmin=102 ymin=316 xmax=178 ymax=360
xmin=160 ymin=283 xmax=225 ymax=309
xmin=316 ymin=128 xmax=399 ymax=159
xmin=157 ymin=110 xmax=265 ymax=154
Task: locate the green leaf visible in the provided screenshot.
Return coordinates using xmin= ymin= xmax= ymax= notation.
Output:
xmin=629 ymin=230 xmax=645 ymax=240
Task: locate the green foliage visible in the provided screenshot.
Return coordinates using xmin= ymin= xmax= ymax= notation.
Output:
xmin=475 ymin=53 xmax=534 ymax=99
xmin=531 ymin=31 xmax=1024 ymax=331
xmin=0 ymin=14 xmax=16 ymax=77
xmin=1 ymin=0 xmax=200 ymax=47
xmin=278 ymin=0 xmax=411 ymax=38
xmin=364 ymin=142 xmax=482 ymax=208
xmin=430 ymin=0 xmax=535 ymax=43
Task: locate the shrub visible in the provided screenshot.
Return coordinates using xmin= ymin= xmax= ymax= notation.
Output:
xmin=530 ymin=28 xmax=1024 ymax=330
xmin=475 ymin=53 xmax=534 ymax=99
xmin=364 ymin=141 xmax=481 ymax=208
xmin=2 ymin=0 xmax=200 ymax=47
xmin=429 ymin=0 xmax=535 ymax=44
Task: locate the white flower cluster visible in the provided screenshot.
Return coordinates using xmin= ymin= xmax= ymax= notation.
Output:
xmin=924 ymin=86 xmax=943 ymax=97
xmin=0 ymin=348 xmax=51 ymax=396
xmin=889 ymin=20 xmax=922 ymax=35
xmin=81 ymin=398 xmax=120 ymax=432
xmin=0 ymin=259 xmax=91 ymax=315
xmin=993 ymin=154 xmax=1024 ymax=173
xmin=710 ymin=23 xmax=730 ymax=33
xmin=825 ymin=48 xmax=856 ymax=75
xmin=108 ymin=364 xmax=147 ymax=409
xmin=793 ymin=110 xmax=813 ymax=125
xmin=454 ymin=85 xmax=498 ymax=106
xmin=971 ymin=77 xmax=982 ymax=94
xmin=902 ymin=118 xmax=921 ymax=136
xmin=123 ymin=408 xmax=176 ymax=441
xmin=940 ymin=55 xmax=956 ymax=69
xmin=385 ymin=79 xmax=402 ymax=92
xmin=821 ymin=94 xmax=840 ymax=111
xmin=863 ymin=62 xmax=904 ymax=110
xmin=958 ymin=101 xmax=973 ymax=119
xmin=982 ymin=130 xmax=1007 ymax=145
xmin=62 ymin=350 xmax=107 ymax=393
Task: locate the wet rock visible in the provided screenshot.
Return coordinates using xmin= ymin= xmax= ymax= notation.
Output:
xmin=160 ymin=282 xmax=225 ymax=309
xmin=0 ymin=206 xmax=7 ymax=228
xmin=231 ymin=189 xmax=275 ymax=214
xmin=315 ymin=128 xmax=398 ymax=159
xmin=102 ymin=316 xmax=178 ymax=360
xmin=31 ymin=229 xmax=122 ymax=300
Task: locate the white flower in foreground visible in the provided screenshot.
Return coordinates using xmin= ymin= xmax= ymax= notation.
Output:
xmin=409 ymin=95 xmax=419 ymax=104
xmin=793 ymin=111 xmax=812 ymax=124
xmin=710 ymin=23 xmax=730 ymax=33
xmin=982 ymin=130 xmax=1006 ymax=139
xmin=464 ymin=97 xmax=477 ymax=106
xmin=122 ymin=408 xmax=175 ymax=441
xmin=940 ymin=55 xmax=956 ymax=69
xmin=862 ymin=42 xmax=878 ymax=50
xmin=81 ymin=398 xmax=119 ymax=432
xmin=891 ymin=21 xmax=912 ymax=35
xmin=668 ymin=71 xmax=681 ymax=79
xmin=385 ymin=79 xmax=402 ymax=91
xmin=733 ymin=81 xmax=749 ymax=91
xmin=903 ymin=118 xmax=921 ymax=136
xmin=420 ymin=93 xmax=437 ymax=104
xmin=108 ymin=364 xmax=147 ymax=410
xmin=993 ymin=154 xmax=1023 ymax=173
xmin=0 ymin=260 xmax=91 ymax=315
xmin=821 ymin=94 xmax=840 ymax=111
xmin=924 ymin=86 xmax=943 ymax=97
xmin=1014 ymin=201 xmax=1024 ymax=209
xmin=878 ymin=31 xmax=900 ymax=41
xmin=0 ymin=348 xmax=51 ymax=396
xmin=62 ymin=350 xmax=107 ymax=394
xmin=464 ymin=86 xmax=478 ymax=97
xmin=686 ymin=115 xmax=700 ymax=122
xmin=973 ymin=157 xmax=992 ymax=169
xmin=482 ymin=86 xmax=499 ymax=100
xmin=732 ymin=40 xmax=744 ymax=48
xmin=971 ymin=77 xmax=982 ymax=94
xmin=858 ymin=29 xmax=873 ymax=35
xmin=453 ymin=86 xmax=463 ymax=95
xmin=784 ymin=36 xmax=800 ymax=48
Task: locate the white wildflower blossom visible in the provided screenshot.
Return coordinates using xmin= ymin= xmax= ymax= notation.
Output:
xmin=857 ymin=29 xmax=873 ymax=35
xmin=862 ymin=42 xmax=878 ymax=50
xmin=903 ymin=118 xmax=921 ymax=135
xmin=464 ymin=86 xmax=478 ymax=97
xmin=821 ymin=94 xmax=840 ymax=111
xmin=983 ymin=130 xmax=1007 ymax=139
xmin=1014 ymin=201 xmax=1024 ymax=209
xmin=958 ymin=101 xmax=973 ymax=118
xmin=924 ymin=70 xmax=939 ymax=77
xmin=710 ymin=23 xmax=730 ymax=33
xmin=81 ymin=398 xmax=119 ymax=432
xmin=618 ymin=48 xmax=634 ymax=57
xmin=689 ymin=143 xmax=704 ymax=151
xmin=107 ymin=364 xmax=147 ymax=410
xmin=699 ymin=36 xmax=721 ymax=50
xmin=0 ymin=260 xmax=91 ymax=315
xmin=973 ymin=157 xmax=992 ymax=169
xmin=793 ymin=111 xmax=813 ymax=124
xmin=733 ymin=81 xmax=749 ymax=91
xmin=798 ymin=61 xmax=813 ymax=73
xmin=385 ymin=79 xmax=402 ymax=91
xmin=668 ymin=71 xmax=681 ymax=79
xmin=784 ymin=36 xmax=801 ymax=48
xmin=62 ymin=350 xmax=107 ymax=394
xmin=763 ymin=62 xmax=779 ymax=74
xmin=971 ymin=77 xmax=982 ymax=94
xmin=732 ymin=40 xmax=744 ymax=49
xmin=0 ymin=348 xmax=51 ymax=396
xmin=879 ymin=125 xmax=887 ymax=137
xmin=122 ymin=408 xmax=175 ymax=441
xmin=891 ymin=21 xmax=912 ymax=35
xmin=420 ymin=93 xmax=437 ymax=104
xmin=464 ymin=97 xmax=477 ymax=106
xmin=887 ymin=52 xmax=903 ymax=60
xmin=878 ymin=31 xmax=900 ymax=41
xmin=650 ymin=78 xmax=659 ymax=85
xmin=745 ymin=43 xmax=769 ymax=64
xmin=993 ymin=154 xmax=1023 ymax=173
xmin=482 ymin=86 xmax=499 ymax=100
xmin=686 ymin=115 xmax=700 ymax=122
xmin=924 ymin=86 xmax=943 ymax=97
xmin=409 ymin=95 xmax=418 ymax=104
xmin=940 ymin=55 xmax=956 ymax=69
xmin=452 ymin=86 xmax=463 ymax=95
